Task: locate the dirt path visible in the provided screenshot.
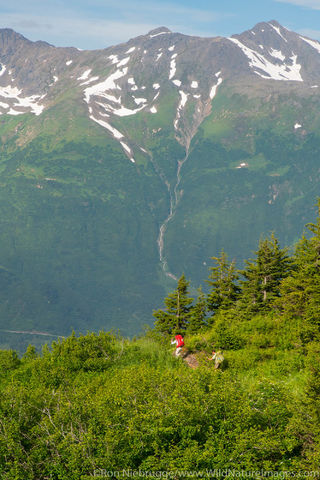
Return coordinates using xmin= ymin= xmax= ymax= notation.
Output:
xmin=182 ymin=351 xmax=199 ymax=369
xmin=181 ymin=349 xmax=218 ymax=369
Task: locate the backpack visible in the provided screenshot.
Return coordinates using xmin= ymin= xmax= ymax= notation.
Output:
xmin=175 ymin=335 xmax=184 ymax=347
xmin=215 ymin=351 xmax=224 ymax=363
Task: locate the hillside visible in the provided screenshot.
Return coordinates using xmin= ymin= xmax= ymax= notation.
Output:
xmin=1 ymin=201 xmax=320 ymax=476
xmin=0 ymin=21 xmax=320 ymax=347
xmin=0 ymin=332 xmax=311 ymax=478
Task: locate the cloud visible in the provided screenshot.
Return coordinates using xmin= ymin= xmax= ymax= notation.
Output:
xmin=0 ymin=0 xmax=226 ymax=24
xmin=72 ymin=0 xmax=227 ymax=23
xmin=14 ymin=19 xmax=53 ymax=30
xmin=0 ymin=13 xmax=158 ymax=47
xmin=0 ymin=1 xmax=228 ymax=49
xmin=274 ymin=0 xmax=320 ymax=9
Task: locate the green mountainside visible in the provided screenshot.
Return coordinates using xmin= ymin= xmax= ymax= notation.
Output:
xmin=1 ymin=203 xmax=320 ymax=476
xmin=0 ymin=21 xmax=320 ymax=347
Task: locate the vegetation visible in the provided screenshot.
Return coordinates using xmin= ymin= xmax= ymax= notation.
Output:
xmin=1 ymin=201 xmax=320 ymax=478
xmin=1 ymin=89 xmax=320 ymax=348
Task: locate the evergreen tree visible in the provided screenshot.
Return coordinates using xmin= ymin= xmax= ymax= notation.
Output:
xmin=280 ymin=200 xmax=320 ymax=341
xmin=187 ymin=287 xmax=207 ymax=333
xmin=153 ymin=274 xmax=193 ymax=334
xmin=239 ymin=233 xmax=292 ymax=312
xmin=206 ymin=250 xmax=240 ymax=314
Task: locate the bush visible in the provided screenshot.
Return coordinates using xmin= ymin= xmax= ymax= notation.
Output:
xmin=0 ymin=349 xmax=20 ymax=376
xmin=185 ymin=334 xmax=209 ymax=353
xmin=214 ymin=318 xmax=245 ymax=350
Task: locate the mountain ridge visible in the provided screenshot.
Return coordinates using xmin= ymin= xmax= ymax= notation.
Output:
xmin=0 ymin=20 xmax=320 ymax=349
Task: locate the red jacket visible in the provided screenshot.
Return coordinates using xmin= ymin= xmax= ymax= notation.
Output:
xmin=175 ymin=335 xmax=184 ymax=348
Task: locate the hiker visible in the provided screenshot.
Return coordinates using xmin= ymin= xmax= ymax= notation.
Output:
xmin=171 ymin=334 xmax=184 ymax=357
xmin=209 ymin=350 xmax=224 ymax=369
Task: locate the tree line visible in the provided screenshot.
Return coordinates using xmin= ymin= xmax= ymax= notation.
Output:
xmin=154 ymin=200 xmax=320 ymax=344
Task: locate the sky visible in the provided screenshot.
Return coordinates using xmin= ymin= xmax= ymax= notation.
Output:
xmin=0 ymin=0 xmax=320 ymax=50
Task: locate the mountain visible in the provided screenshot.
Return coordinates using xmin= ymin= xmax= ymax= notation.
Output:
xmin=0 ymin=20 xmax=320 ymax=349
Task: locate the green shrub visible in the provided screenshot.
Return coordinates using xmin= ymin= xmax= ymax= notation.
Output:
xmin=185 ymin=334 xmax=209 ymax=353
xmin=0 ymin=349 xmax=20 ymax=376
xmin=215 ymin=318 xmax=245 ymax=350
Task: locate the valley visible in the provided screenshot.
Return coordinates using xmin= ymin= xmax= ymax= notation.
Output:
xmin=0 ymin=21 xmax=320 ymax=348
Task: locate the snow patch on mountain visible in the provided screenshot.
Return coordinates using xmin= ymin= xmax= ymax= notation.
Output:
xmin=209 ymin=75 xmax=223 ymax=99
xmin=174 ymin=90 xmax=189 ymax=130
xmin=150 ymin=31 xmax=169 ymax=38
xmin=80 ymin=76 xmax=99 ymax=86
xmin=108 ymin=55 xmax=119 ymax=64
xmin=169 ymin=55 xmax=177 ymax=80
xmin=90 ymin=115 xmax=135 ymax=162
xmin=134 ymin=97 xmax=147 ymax=105
xmin=179 ymin=91 xmax=188 ymax=108
xmin=236 ymin=162 xmax=248 ymax=169
xmin=172 ymin=79 xmax=181 ymax=87
xmin=229 ymin=38 xmax=303 ymax=81
xmin=120 ymin=141 xmax=131 ymax=153
xmin=16 ymin=95 xmax=45 ymax=115
xmin=126 ymin=47 xmax=136 ymax=54
xmin=7 ymin=108 xmax=21 ymax=115
xmin=269 ymin=48 xmax=285 ymax=61
xmin=191 ymin=81 xmax=198 ymax=88
xmin=269 ymin=23 xmax=287 ymax=43
xmin=66 ymin=60 xmax=73 ymax=66
xmin=78 ymin=69 xmax=92 ymax=81
xmin=99 ymin=93 xmax=121 ymax=104
xmin=0 ymin=64 xmax=6 ymax=77
xmin=113 ymin=105 xmax=145 ymax=117
xmin=0 ymin=85 xmax=45 ymax=116
xmin=156 ymin=52 xmax=163 ymax=62
xmin=90 ymin=116 xmax=123 ymax=139
xmin=300 ymin=36 xmax=320 ymax=54
xmin=117 ymin=57 xmax=130 ymax=67
xmin=84 ymin=67 xmax=128 ymax=103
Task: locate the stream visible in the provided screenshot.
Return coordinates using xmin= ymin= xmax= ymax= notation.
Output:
xmin=157 ymin=147 xmax=190 ymax=281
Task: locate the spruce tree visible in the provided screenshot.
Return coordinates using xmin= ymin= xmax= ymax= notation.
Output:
xmin=239 ymin=233 xmax=292 ymax=312
xmin=280 ymin=200 xmax=320 ymax=340
xmin=153 ymin=274 xmax=193 ymax=335
xmin=187 ymin=287 xmax=207 ymax=333
xmin=206 ymin=250 xmax=240 ymax=314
